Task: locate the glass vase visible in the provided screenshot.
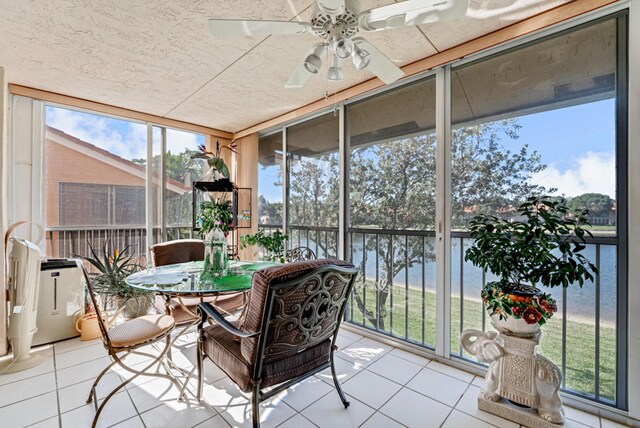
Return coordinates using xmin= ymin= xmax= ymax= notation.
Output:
xmin=203 ymin=228 xmax=228 ymax=279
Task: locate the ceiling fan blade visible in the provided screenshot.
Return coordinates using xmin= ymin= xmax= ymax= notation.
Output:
xmin=359 ymin=0 xmax=468 ymax=32
xmin=208 ymin=19 xmax=312 ymax=37
xmin=353 ymin=38 xmax=404 ymax=84
xmin=285 ymin=58 xmax=314 ymax=89
xmin=316 ymin=0 xmax=346 ymax=16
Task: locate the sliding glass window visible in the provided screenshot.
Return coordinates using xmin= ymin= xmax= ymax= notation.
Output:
xmin=346 ymin=77 xmax=437 ymax=347
xmin=449 ymin=16 xmax=625 ymax=405
xmin=258 ymin=131 xmax=284 ymax=229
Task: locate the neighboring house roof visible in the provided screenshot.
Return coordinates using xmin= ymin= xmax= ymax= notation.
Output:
xmin=46 ymin=126 xmax=192 ymax=194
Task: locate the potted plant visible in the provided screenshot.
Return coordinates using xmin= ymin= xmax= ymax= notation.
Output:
xmin=196 ymin=198 xmax=234 ymax=238
xmin=196 ymin=198 xmax=234 ymax=278
xmin=77 ymin=240 xmax=152 ymax=319
xmin=464 ymin=196 xmax=598 ymax=335
xmin=239 ymin=230 xmax=288 ymax=263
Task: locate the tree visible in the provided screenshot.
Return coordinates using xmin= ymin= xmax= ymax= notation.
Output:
xmin=568 ymin=193 xmax=613 ymax=218
xmin=258 ymin=195 xmax=283 ymax=225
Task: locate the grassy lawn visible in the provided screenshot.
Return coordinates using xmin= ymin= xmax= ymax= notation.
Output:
xmin=349 ymin=281 xmax=616 ymax=402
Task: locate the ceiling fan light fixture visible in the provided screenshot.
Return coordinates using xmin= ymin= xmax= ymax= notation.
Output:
xmin=303 ymin=43 xmax=326 ymax=74
xmin=334 ymin=37 xmax=355 ymax=59
xmin=327 ymin=55 xmax=343 ymax=81
xmin=351 ymin=45 xmax=370 ymax=71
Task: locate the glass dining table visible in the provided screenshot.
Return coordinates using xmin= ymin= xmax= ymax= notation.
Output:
xmin=125 ymin=259 xmax=279 ymax=399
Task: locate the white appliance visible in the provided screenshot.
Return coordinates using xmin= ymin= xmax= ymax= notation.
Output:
xmin=0 ymin=238 xmax=44 ymax=374
xmin=32 ymin=259 xmax=84 ymax=346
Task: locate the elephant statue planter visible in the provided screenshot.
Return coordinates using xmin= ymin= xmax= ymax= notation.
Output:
xmin=460 ymin=328 xmax=564 ymax=427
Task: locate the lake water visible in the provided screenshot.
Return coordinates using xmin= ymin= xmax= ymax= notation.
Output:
xmin=348 ymin=238 xmax=618 ymax=324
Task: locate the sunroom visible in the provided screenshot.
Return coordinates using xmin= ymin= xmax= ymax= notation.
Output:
xmin=0 ymin=1 xmax=639 ymax=427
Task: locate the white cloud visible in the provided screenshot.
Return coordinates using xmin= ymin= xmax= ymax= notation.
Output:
xmin=46 ymin=107 xmax=147 ymax=160
xmin=530 ymin=151 xmax=616 ymax=198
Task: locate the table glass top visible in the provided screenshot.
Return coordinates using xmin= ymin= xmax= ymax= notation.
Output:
xmin=125 ymin=260 xmax=279 ymax=294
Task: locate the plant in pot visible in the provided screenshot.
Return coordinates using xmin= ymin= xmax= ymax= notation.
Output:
xmin=77 ymin=240 xmax=152 ymax=319
xmin=196 ymin=198 xmax=234 ymax=278
xmin=464 ymin=196 xmax=598 ymax=336
xmin=239 ymin=230 xmax=288 ymax=263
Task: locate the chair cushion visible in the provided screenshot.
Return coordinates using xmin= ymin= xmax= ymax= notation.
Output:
xmin=154 ymin=292 xmax=246 ymax=325
xmin=202 ymin=322 xmax=331 ymax=392
xmin=240 ymin=259 xmax=353 ymax=364
xmin=108 ymin=314 xmax=175 ymax=348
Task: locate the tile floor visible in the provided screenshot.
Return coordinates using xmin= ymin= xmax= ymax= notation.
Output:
xmin=0 ymin=327 xmax=631 ymax=428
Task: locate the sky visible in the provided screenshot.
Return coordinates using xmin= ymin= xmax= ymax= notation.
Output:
xmin=45 ymin=106 xmax=205 ymax=161
xmin=46 ymin=96 xmax=617 ymax=204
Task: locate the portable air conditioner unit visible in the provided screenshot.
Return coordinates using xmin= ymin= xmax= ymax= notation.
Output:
xmin=0 ymin=238 xmax=45 ymax=374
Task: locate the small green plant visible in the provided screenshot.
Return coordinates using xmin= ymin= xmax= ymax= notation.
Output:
xmin=464 ymin=196 xmax=598 ymax=324
xmin=76 ymin=240 xmax=148 ymax=301
xmin=196 ymin=198 xmax=234 ymax=237
xmin=191 ymin=141 xmax=236 ymax=179
xmin=240 ymin=230 xmax=288 ymax=263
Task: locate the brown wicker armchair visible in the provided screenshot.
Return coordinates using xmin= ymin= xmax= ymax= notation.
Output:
xmin=150 ymin=239 xmax=245 ymax=323
xmin=196 ymin=259 xmax=358 ymax=428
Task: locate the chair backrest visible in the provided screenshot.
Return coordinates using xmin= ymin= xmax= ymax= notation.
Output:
xmin=80 ymin=266 xmax=114 ymax=349
xmin=150 ymin=239 xmax=204 ymax=267
xmin=239 ymin=259 xmax=357 ymax=379
xmin=286 ymin=246 xmax=316 ymax=262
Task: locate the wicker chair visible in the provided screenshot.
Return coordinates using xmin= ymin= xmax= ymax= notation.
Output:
xmin=196 ymin=259 xmax=358 ymax=428
xmin=81 ymin=266 xmax=181 ymax=428
xmin=150 ymin=239 xmax=245 ymax=323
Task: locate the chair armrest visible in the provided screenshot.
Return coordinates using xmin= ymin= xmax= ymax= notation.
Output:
xmin=197 ymin=302 xmax=259 ymax=338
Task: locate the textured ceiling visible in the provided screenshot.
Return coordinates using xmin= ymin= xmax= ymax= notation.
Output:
xmin=0 ymin=0 xmax=573 ymax=133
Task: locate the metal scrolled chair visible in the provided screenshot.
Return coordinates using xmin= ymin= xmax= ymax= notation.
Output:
xmin=150 ymin=239 xmax=245 ymax=323
xmin=195 ymin=259 xmax=358 ymax=428
xmin=81 ymin=266 xmax=181 ymax=428
xmin=285 ymin=246 xmax=316 ymax=262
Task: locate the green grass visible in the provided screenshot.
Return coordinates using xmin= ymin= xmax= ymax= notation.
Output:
xmin=349 ymin=281 xmax=616 ymax=402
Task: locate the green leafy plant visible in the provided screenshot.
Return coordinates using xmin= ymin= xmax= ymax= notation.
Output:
xmin=465 ymin=196 xmax=598 ymax=324
xmin=191 ymin=141 xmax=236 ymax=179
xmin=196 ymin=198 xmax=234 ymax=237
xmin=76 ymin=240 xmax=148 ymax=301
xmin=240 ymin=230 xmax=288 ymax=263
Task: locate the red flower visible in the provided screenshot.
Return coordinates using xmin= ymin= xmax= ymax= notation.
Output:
xmin=523 ymin=307 xmax=543 ymax=325
xmin=512 ymin=306 xmax=523 ymax=318
xmin=536 ymin=296 xmax=557 ymax=315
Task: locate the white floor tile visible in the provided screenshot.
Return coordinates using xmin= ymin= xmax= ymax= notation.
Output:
xmin=601 ymin=417 xmax=635 ymax=428
xmin=125 ymin=377 xmax=184 ymax=413
xmin=336 ymin=328 xmax=363 ymax=343
xmin=367 ymin=353 xmax=423 ymax=385
xmin=58 ymin=373 xmax=123 ymax=413
xmin=139 ymin=398 xmax=217 ymax=428
xmin=0 ymin=391 xmax=58 ymax=427
xmin=343 ymin=370 xmax=402 ymax=409
xmin=110 ymin=415 xmax=146 ymax=428
xmin=54 ymin=337 xmax=100 ymax=355
xmin=454 ymin=385 xmax=519 ymax=428
xmin=55 ymin=342 xmax=107 ymax=370
xmin=60 ymin=391 xmax=138 ymax=428
xmin=277 ymin=413 xmax=317 ymax=428
xmin=360 ymin=411 xmax=405 ymax=428
xmin=406 ymin=367 xmax=469 ymax=406
xmin=442 ymin=409 xmax=495 ymax=428
xmin=426 ymin=360 xmax=475 ymax=383
xmin=316 ymin=356 xmax=365 ymax=386
xmin=380 ymin=388 xmax=451 ymax=428
xmin=472 ymin=375 xmax=485 ymax=388
xmin=337 ymin=341 xmax=388 ymax=368
xmin=192 ymin=414 xmax=232 ymax=427
xmin=0 ymin=371 xmax=57 ymax=407
xmin=279 ymin=376 xmax=333 ymax=411
xmin=199 ymin=359 xmax=228 ymax=385
xmin=0 ymin=355 xmax=55 ymax=386
xmin=218 ymin=394 xmax=297 ymax=428
xmin=200 ymin=377 xmax=249 ymax=411
xmin=388 ymin=347 xmax=431 ymax=366
xmin=56 ymin=356 xmax=112 ymax=388
xmin=25 ymin=416 xmax=59 ymax=428
xmin=301 ymin=393 xmax=375 ymax=428
xmin=565 ymin=405 xmax=602 ymax=427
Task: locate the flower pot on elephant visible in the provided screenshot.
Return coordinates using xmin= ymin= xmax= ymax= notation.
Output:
xmin=490 ymin=313 xmax=541 ymax=338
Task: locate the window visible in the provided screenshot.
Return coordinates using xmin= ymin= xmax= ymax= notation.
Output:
xmin=258 ymin=131 xmax=283 ymax=227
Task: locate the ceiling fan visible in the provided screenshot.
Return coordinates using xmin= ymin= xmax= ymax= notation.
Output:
xmin=208 ymin=0 xmax=468 ymax=88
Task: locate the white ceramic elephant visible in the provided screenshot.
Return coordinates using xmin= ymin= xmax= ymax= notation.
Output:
xmin=460 ymin=329 xmax=564 ymax=424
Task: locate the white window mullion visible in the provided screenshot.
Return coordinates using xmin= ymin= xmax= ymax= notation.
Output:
xmin=338 ymin=104 xmax=347 ymax=260
xmin=435 ymin=66 xmax=452 ymax=359
xmin=145 ymin=123 xmax=154 ymax=262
